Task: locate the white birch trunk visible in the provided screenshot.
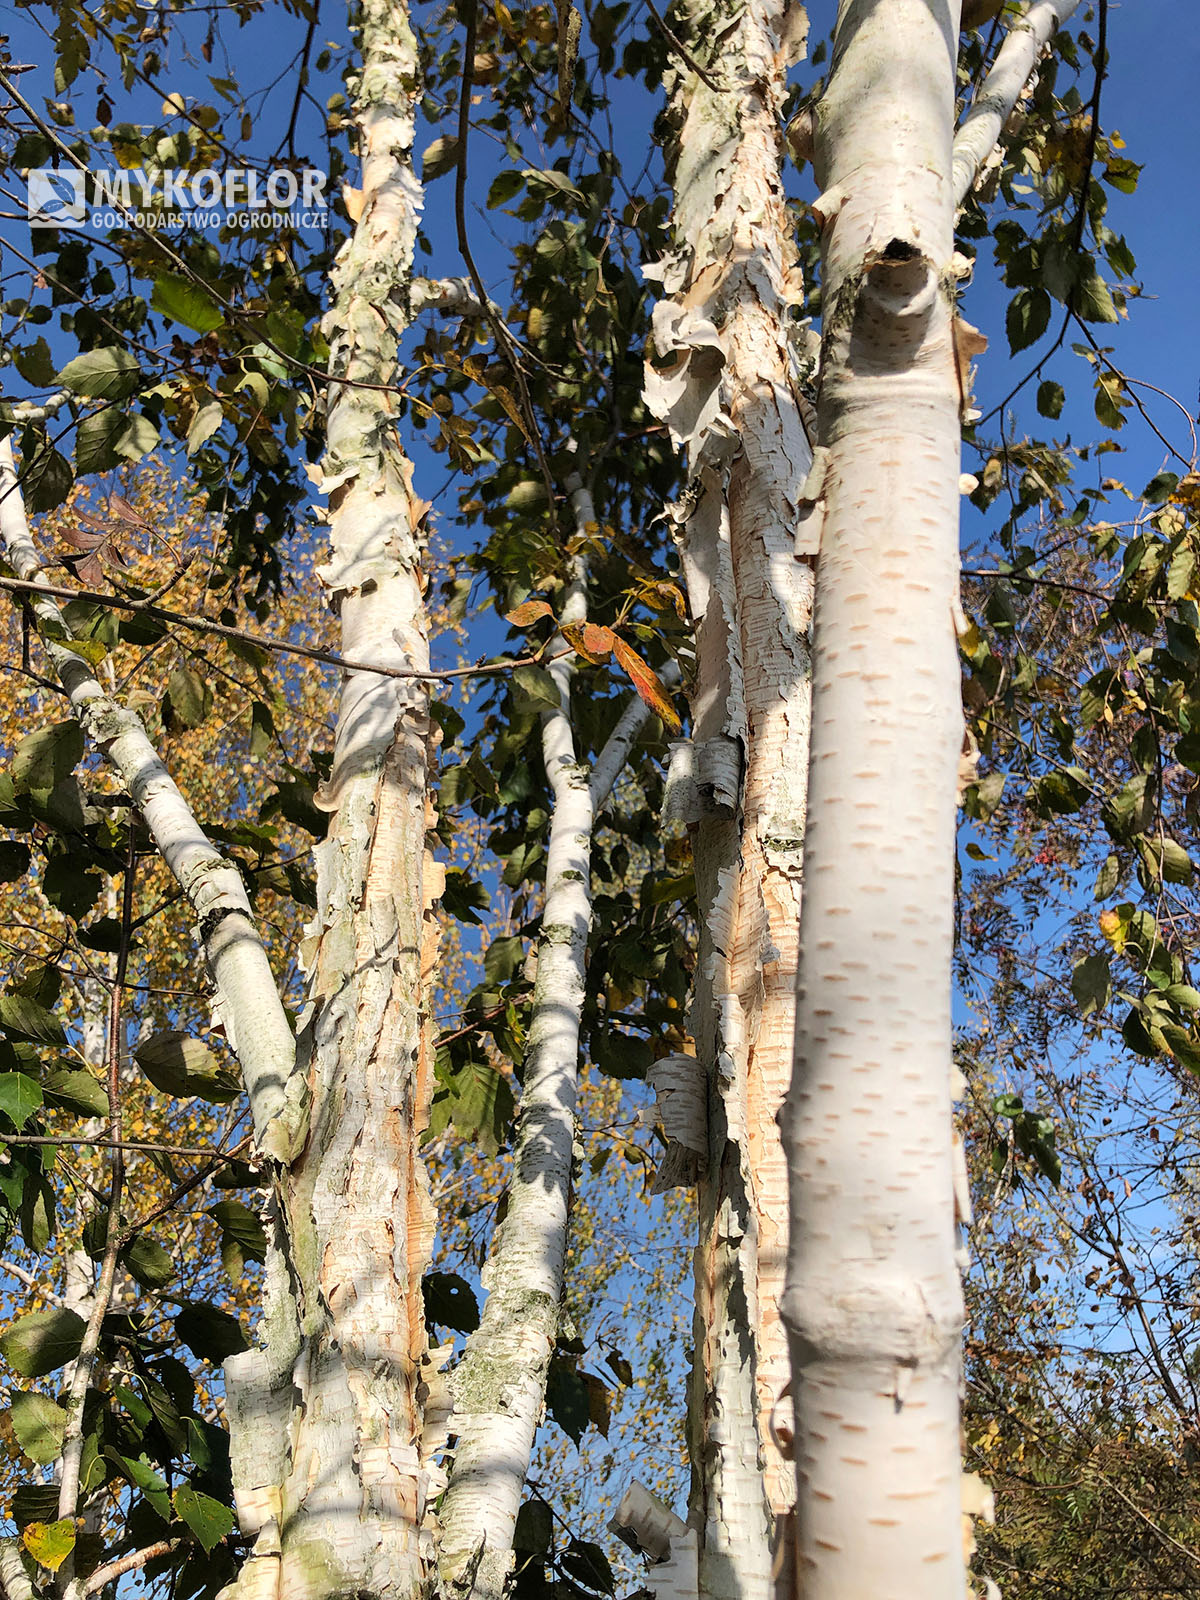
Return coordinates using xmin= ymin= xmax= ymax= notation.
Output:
xmin=646 ymin=2 xmax=814 ymax=1594
xmin=780 ymin=3 xmax=968 ymax=1595
xmin=0 ymin=440 xmax=298 ymax=1159
xmin=221 ymin=3 xmax=441 ymax=1597
xmin=438 ymin=483 xmax=673 ymax=1598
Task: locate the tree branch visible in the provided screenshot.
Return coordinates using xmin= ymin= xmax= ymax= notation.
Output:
xmin=952 ymin=0 xmax=1081 ymax=208
xmin=83 ymin=1540 xmax=180 ymax=1596
xmin=0 ymin=437 xmax=301 ymax=1161
xmin=0 ymin=574 xmax=567 ymax=685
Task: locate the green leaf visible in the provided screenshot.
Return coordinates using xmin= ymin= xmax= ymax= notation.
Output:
xmin=422 ymin=1271 xmax=480 ymax=1333
xmin=1161 ymin=1024 xmax=1200 ymax=1074
xmin=1168 ymin=548 xmax=1196 ymax=601
xmin=0 ymin=995 xmax=66 ymax=1046
xmin=0 ymin=841 xmax=31 ymax=883
xmin=514 ymin=1497 xmax=554 ymax=1554
xmin=173 ymin=1486 xmax=235 ymax=1553
xmin=174 ymin=1303 xmax=249 ymax=1363
xmin=208 ymin=1199 xmax=266 ymax=1264
xmin=9 ymin=1392 xmax=68 ymax=1465
xmin=512 ymin=663 xmax=560 ymax=709
xmin=1075 ymin=267 xmax=1120 ymax=324
xmin=249 ymin=701 xmax=275 ymax=758
xmin=562 ymin=1539 xmax=616 ymax=1595
xmin=42 ymin=1067 xmax=109 ymax=1118
xmin=483 ymin=934 xmax=525 ymax=986
xmin=963 ymin=769 xmax=1006 ymax=823
xmin=122 ymin=1235 xmax=175 ymax=1290
xmin=505 ymin=479 xmax=550 ymax=512
xmin=0 ymin=1308 xmax=87 ymax=1377
xmin=1093 ymin=853 xmax=1120 ymax=901
xmin=445 ymin=1057 xmax=514 ymax=1156
xmin=11 ymin=720 xmax=84 ymax=795
xmin=487 ymin=169 xmax=524 ymax=208
xmin=1029 ymin=766 xmax=1089 ymax=817
xmin=186 ymin=400 xmax=224 ymax=455
xmin=57 ymin=347 xmax=142 ymax=401
xmin=21 ymin=445 xmax=73 ymax=514
xmin=1006 ymin=286 xmax=1051 ymax=353
xmin=165 ymin=668 xmax=212 ymax=730
xmin=11 ymin=1485 xmax=59 ymax=1531
xmin=1143 ymin=472 xmax=1179 ymax=505
xmin=1071 ymin=953 xmax=1111 ymax=1018
xmin=135 ymin=1032 xmax=219 ymax=1098
xmin=0 ymin=1072 xmax=43 ymax=1129
xmin=117 ymin=413 xmax=161 ymax=462
xmin=546 ymin=1360 xmax=590 ymax=1445
xmin=1036 ymin=380 xmax=1065 ymax=419
xmin=151 ymin=275 xmax=224 ymax=335
xmin=1158 ymin=837 xmax=1193 ymax=885
xmin=421 ymin=135 xmax=461 ymax=180
xmin=71 ymin=407 xmax=121 ymax=475
xmin=43 ymin=854 xmax=103 ymax=920
xmin=14 ymin=337 xmax=56 ymax=387
xmin=107 ymin=1451 xmax=171 ymax=1522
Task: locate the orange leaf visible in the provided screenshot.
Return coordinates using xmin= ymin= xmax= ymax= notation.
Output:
xmin=611 ymin=637 xmax=681 ymax=733
xmin=504 ymin=599 xmax=554 ymax=627
xmin=562 ymin=622 xmax=615 ymax=664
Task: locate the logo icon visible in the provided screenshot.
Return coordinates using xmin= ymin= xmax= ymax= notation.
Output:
xmin=27 ymin=169 xmax=87 ymax=229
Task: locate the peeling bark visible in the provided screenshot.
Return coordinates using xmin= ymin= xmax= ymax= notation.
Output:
xmin=646 ymin=2 xmax=814 ymax=1594
xmin=222 ymin=3 xmax=442 ymax=1597
xmin=780 ymin=3 xmax=968 ymax=1596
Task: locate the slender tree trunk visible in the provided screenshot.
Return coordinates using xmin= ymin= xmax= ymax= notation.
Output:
xmin=223 ymin=2 xmax=441 ymax=1596
xmin=647 ymin=3 xmax=814 ymax=1595
xmin=436 ymin=487 xmax=594 ymax=1600
xmin=780 ymin=2 xmax=968 ymax=1595
xmin=439 ymin=479 xmax=678 ymax=1599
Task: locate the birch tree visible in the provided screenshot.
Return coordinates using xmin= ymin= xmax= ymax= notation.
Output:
xmin=0 ymin=2 xmax=1164 ymax=1599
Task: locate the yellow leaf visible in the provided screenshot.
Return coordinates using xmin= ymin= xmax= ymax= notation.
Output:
xmin=23 ymin=1519 xmax=76 ymax=1572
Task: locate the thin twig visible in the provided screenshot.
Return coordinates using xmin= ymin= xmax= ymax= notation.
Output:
xmin=453 ymin=0 xmax=555 ymax=510
xmin=644 ymin=0 xmax=724 ymax=92
xmin=0 ymin=1133 xmax=251 ymax=1159
xmin=0 ymin=574 xmax=565 ymax=683
xmin=58 ymin=838 xmax=135 ymax=1580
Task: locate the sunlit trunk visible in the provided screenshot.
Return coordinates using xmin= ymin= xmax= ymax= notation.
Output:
xmin=222 ymin=2 xmax=441 ymax=1596
xmin=781 ymin=3 xmax=968 ymax=1595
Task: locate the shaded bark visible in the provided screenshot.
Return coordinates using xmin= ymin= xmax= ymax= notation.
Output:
xmin=647 ymin=1 xmax=814 ymax=1593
